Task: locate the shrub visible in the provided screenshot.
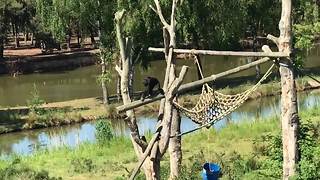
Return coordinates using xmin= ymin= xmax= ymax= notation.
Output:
xmin=252 ymin=120 xmax=320 ymax=179
xmin=70 ymin=157 xmax=96 ymax=173
xmin=27 ymin=84 xmax=45 ymax=115
xmin=95 ymin=119 xmax=114 ymax=144
xmin=0 ymin=158 xmax=61 ymax=180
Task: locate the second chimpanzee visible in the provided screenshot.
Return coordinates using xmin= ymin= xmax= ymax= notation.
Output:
xmin=141 ymin=76 xmax=164 ymax=101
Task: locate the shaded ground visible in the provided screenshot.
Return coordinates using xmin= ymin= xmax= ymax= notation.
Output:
xmin=4 ymin=48 xmax=42 ymax=57
xmin=4 ymin=36 xmax=98 ymax=58
xmin=1 ymin=47 xmax=99 ymax=75
xmin=4 ymin=47 xmax=99 ymax=59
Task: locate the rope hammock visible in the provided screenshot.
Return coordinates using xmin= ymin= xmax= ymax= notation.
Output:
xmin=173 ymin=55 xmax=275 ymax=135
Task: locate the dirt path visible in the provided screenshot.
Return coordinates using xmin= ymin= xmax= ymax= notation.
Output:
xmin=4 ymin=47 xmax=99 ymax=59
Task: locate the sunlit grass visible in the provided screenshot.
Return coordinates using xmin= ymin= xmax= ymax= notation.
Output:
xmin=1 ymin=102 xmax=320 ymax=179
xmin=3 ymin=137 xmax=136 ymax=179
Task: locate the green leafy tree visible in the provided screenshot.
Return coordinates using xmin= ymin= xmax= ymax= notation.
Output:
xmin=0 ymin=1 xmax=10 ymax=59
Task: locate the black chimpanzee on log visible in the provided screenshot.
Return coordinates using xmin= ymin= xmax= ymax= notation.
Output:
xmin=141 ymin=76 xmax=164 ymax=101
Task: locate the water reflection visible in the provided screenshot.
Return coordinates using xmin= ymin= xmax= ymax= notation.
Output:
xmin=1 ymin=90 xmax=320 ymax=156
xmin=0 ymin=45 xmax=319 ymax=107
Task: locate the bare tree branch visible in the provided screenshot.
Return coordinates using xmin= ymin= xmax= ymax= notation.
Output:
xmin=170 ymin=0 xmax=178 ymax=29
xmin=169 ymin=66 xmax=189 ymax=94
xmin=149 ymin=5 xmax=157 ymax=14
xmin=267 ymin=34 xmax=280 ymax=47
xmin=115 ymin=65 xmax=122 ymax=75
xmin=153 ymin=0 xmax=170 ymax=28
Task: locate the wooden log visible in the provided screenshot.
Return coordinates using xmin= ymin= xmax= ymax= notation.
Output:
xmin=278 ymin=0 xmax=299 ymax=179
xmin=117 ymin=54 xmax=272 ymax=113
xmin=129 ymin=131 xmax=161 ymax=180
xmin=148 ymin=47 xmax=289 ymax=58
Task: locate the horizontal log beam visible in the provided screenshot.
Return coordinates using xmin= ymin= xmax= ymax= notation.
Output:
xmin=117 ymin=56 xmax=273 ymax=113
xmin=148 ymin=47 xmax=289 ymax=58
xmin=178 ymin=57 xmax=272 ymax=93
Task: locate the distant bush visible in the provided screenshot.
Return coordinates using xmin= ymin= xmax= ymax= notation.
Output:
xmin=27 ymin=84 xmax=45 ymax=115
xmin=253 ymin=120 xmax=320 ymax=179
xmin=0 ymin=158 xmax=61 ymax=180
xmin=95 ymin=119 xmax=114 ymax=144
xmin=70 ymin=157 xmax=96 ymax=173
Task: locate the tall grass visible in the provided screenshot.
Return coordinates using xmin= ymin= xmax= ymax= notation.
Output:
xmin=1 ymin=105 xmax=320 ymax=179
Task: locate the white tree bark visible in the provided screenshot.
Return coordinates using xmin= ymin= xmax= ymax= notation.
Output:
xmin=100 ymin=56 xmax=109 ymax=104
xmin=115 ymin=10 xmax=160 ymax=180
xmin=169 ymin=107 xmax=182 ymax=179
xmin=277 ymin=0 xmax=299 ymax=179
xmin=152 ymin=0 xmax=184 ymax=178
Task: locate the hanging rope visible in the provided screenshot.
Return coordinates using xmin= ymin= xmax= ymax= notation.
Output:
xmin=173 ymin=55 xmax=275 ymax=137
xmin=194 ymin=54 xmax=204 ymax=79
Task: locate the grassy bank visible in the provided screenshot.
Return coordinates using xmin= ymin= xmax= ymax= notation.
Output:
xmin=1 ymin=105 xmax=320 ymax=179
xmin=0 ymin=98 xmax=112 ymax=134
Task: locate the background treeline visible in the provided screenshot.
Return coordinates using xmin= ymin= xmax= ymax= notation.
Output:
xmin=0 ymin=0 xmax=319 ymax=59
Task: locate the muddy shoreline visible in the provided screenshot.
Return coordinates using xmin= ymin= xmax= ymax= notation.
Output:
xmin=0 ymin=49 xmax=99 ymax=75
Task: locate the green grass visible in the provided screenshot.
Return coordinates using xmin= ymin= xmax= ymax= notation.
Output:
xmin=1 ymin=137 xmax=136 ymax=180
xmin=1 ymin=101 xmax=320 ymax=179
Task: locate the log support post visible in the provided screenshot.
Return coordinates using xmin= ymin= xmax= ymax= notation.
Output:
xmin=268 ymin=0 xmax=299 ymax=179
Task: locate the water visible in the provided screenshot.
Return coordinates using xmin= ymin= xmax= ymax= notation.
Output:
xmin=0 ymin=45 xmax=319 ymax=156
xmin=0 ymin=46 xmax=319 ymax=107
xmin=1 ymin=90 xmax=320 ymax=156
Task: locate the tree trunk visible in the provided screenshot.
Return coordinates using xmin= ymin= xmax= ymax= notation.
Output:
xmin=142 ymin=157 xmax=161 ymax=180
xmin=169 ymin=107 xmax=182 ymax=179
xmin=0 ymin=37 xmax=4 ymax=60
xmin=77 ymin=30 xmax=81 ymax=47
xmin=101 ymin=81 xmax=109 ymax=104
xmin=117 ymin=75 xmax=121 ymax=102
xmin=24 ymin=32 xmax=28 ymax=45
xmin=90 ymin=30 xmax=96 ymax=47
xmin=101 ymin=59 xmax=109 ymax=104
xmin=253 ymin=37 xmax=261 ymax=80
xmin=97 ymin=0 xmax=102 ymax=44
xmin=128 ymin=64 xmax=134 ymax=99
xmin=160 ymin=19 xmax=182 ymax=179
xmin=314 ymin=0 xmax=319 ymax=23
xmin=14 ymin=25 xmax=19 ymax=48
xmin=278 ymin=0 xmax=299 ymax=179
xmin=67 ymin=32 xmax=71 ymax=51
xmin=115 ymin=10 xmax=160 ymax=179
xmin=30 ymin=33 xmax=34 ymax=46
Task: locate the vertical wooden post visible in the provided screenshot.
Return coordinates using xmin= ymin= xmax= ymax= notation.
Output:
xmin=278 ymin=0 xmax=299 ymax=179
xmin=115 ymin=10 xmax=155 ymax=180
xmin=169 ymin=107 xmax=182 ymax=179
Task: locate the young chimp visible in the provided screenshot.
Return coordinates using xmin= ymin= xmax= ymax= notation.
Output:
xmin=141 ymin=76 xmax=164 ymax=101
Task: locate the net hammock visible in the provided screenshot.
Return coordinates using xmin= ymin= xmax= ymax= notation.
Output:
xmin=173 ymin=55 xmax=275 ymax=129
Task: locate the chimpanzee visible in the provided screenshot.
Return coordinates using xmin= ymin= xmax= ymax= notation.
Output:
xmin=141 ymin=76 xmax=164 ymax=101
